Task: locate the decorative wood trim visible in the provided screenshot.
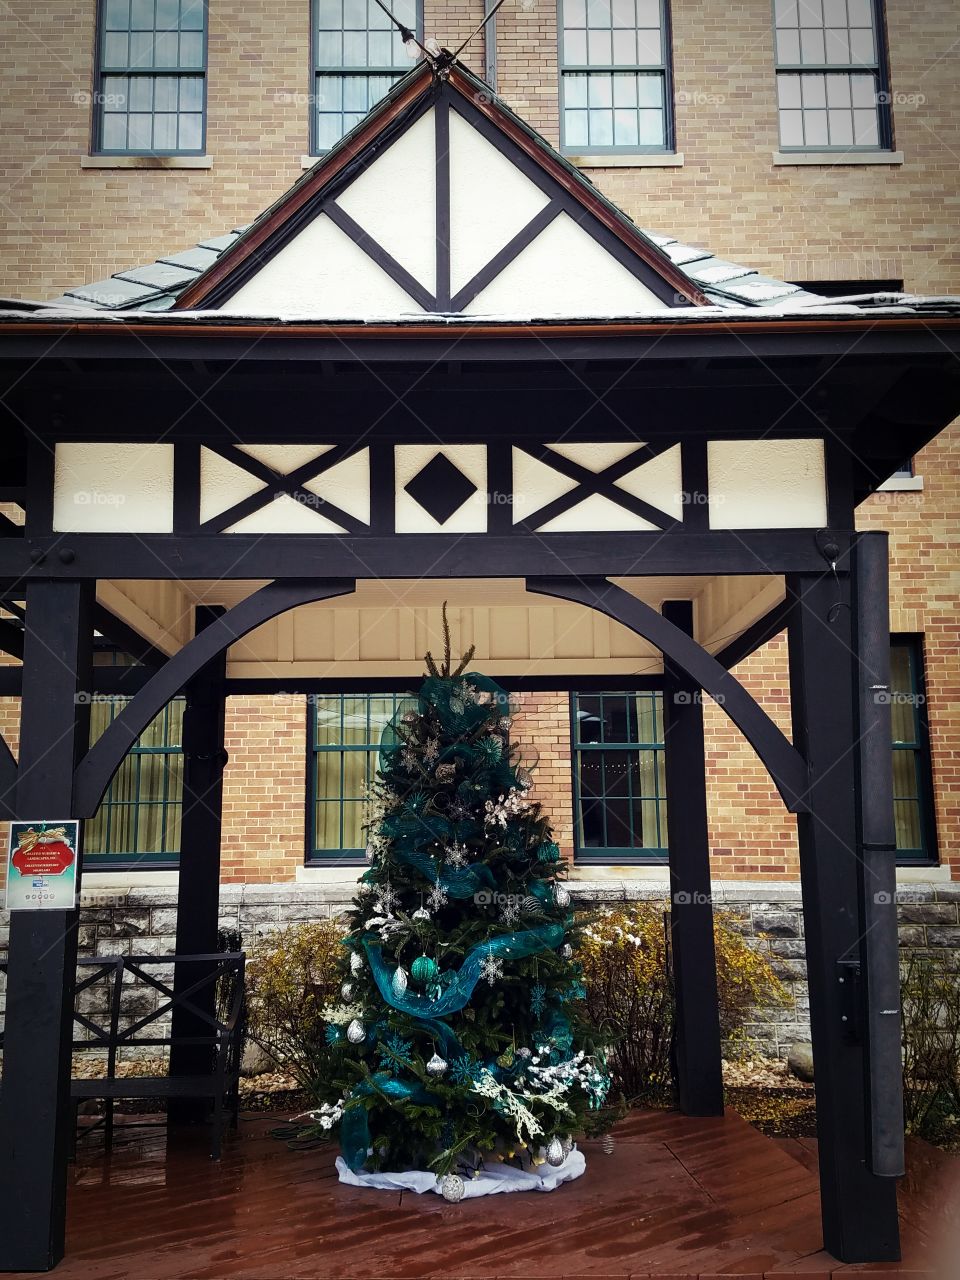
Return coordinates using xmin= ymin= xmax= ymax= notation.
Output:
xmin=173 ymin=441 xmax=200 ymax=534
xmin=74 ymin=579 xmax=356 ymax=818
xmin=527 ymin=575 xmax=809 ymax=812
xmin=514 ymin=440 xmax=680 ymax=533
xmin=199 ymin=442 xmax=369 ymax=535
xmin=324 ymin=201 xmax=437 ymax=313
xmin=434 ymin=96 xmax=451 ymax=311
xmin=91 ymin=603 xmax=167 ymax=669
xmin=448 ymin=201 xmax=562 ymax=313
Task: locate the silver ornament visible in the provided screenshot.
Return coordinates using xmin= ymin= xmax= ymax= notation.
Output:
xmin=341 ymin=980 xmax=354 ymax=1000
xmin=601 ymin=1133 xmax=615 ymax=1156
xmin=560 ymin=942 xmax=573 ymax=960
xmin=391 ymin=965 xmax=409 ymax=997
xmin=412 ymin=906 xmax=431 ymax=922
xmin=561 ymin=1136 xmax=573 ymax=1158
xmin=346 ymin=1019 xmax=365 ymax=1044
xmin=350 ymin=951 xmax=363 ymax=975
xmin=545 ymin=1137 xmax=565 ymax=1167
xmin=554 ymin=883 xmax=571 ymax=908
xmin=439 ymin=1173 xmax=465 ymax=1202
xmin=426 ymin=1051 xmax=448 ymax=1077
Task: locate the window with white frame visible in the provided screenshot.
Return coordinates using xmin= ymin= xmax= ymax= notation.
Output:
xmin=312 ymin=0 xmax=420 ymax=153
xmin=559 ymin=0 xmax=672 ymax=154
xmin=94 ymin=0 xmax=207 ymax=155
xmin=774 ymin=0 xmax=891 ymax=150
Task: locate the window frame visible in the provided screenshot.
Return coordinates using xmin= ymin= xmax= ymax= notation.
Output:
xmin=557 ymin=0 xmax=676 ymax=156
xmin=83 ymin=694 xmax=184 ymax=870
xmin=308 ymin=0 xmax=424 ymax=156
xmin=91 ymin=0 xmax=209 ymax=158
xmin=570 ymin=690 xmax=669 ymax=865
xmin=306 ymin=690 xmax=417 ymax=865
xmin=772 ymin=0 xmax=894 ymax=154
xmin=890 ymin=635 xmax=938 ymax=866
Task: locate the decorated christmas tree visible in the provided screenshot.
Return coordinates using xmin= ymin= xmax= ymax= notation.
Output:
xmin=317 ymin=613 xmax=613 ymax=1201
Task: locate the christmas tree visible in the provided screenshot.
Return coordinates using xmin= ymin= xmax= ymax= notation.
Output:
xmin=317 ymin=613 xmax=613 ymax=1199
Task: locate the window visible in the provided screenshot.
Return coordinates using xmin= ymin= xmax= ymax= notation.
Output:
xmin=572 ymin=691 xmax=667 ymax=862
xmin=312 ymin=0 xmax=420 ymax=153
xmin=774 ymin=0 xmax=891 ymax=151
xmin=308 ymin=693 xmax=416 ymax=862
xmin=890 ymin=637 xmax=937 ymax=864
xmin=84 ymin=697 xmax=184 ymax=867
xmin=94 ymin=0 xmax=207 ymax=155
xmin=559 ymin=0 xmax=672 ymax=154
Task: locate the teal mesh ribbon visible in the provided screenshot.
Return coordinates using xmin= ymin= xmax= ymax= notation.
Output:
xmin=364 ymin=923 xmax=565 ymax=1019
xmin=340 ymin=1073 xmax=434 ymax=1172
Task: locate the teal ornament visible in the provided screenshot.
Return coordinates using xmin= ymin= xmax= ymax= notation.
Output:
xmin=537 ymin=841 xmax=561 ymax=863
xmin=411 ymin=954 xmax=438 ymax=984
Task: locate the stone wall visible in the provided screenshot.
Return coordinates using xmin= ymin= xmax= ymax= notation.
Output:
xmin=3 ymin=880 xmax=959 ymax=1062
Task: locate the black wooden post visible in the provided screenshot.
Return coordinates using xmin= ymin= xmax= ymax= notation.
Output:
xmin=167 ymin=606 xmax=228 ymax=1126
xmin=661 ymin=600 xmax=724 ymax=1117
xmin=0 ymin=579 xmax=93 ymax=1272
xmin=786 ymin=568 xmax=901 ymax=1263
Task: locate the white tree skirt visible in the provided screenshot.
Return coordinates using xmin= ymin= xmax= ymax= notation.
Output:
xmin=335 ymin=1149 xmax=586 ymax=1198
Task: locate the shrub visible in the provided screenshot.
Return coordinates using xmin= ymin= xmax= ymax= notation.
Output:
xmin=245 ymin=920 xmax=346 ymax=1098
xmin=901 ymin=953 xmax=960 ymax=1145
xmin=576 ymin=902 xmax=790 ymax=1100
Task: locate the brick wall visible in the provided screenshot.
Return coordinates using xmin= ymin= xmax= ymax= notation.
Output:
xmin=1 ymin=0 xmax=959 ymax=299
xmin=511 ymin=691 xmax=575 ymax=861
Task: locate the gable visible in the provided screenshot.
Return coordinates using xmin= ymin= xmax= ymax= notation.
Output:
xmin=191 ymin=66 xmax=703 ymax=320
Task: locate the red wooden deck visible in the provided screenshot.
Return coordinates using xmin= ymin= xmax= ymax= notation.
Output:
xmin=22 ymin=1109 xmax=958 ymax=1279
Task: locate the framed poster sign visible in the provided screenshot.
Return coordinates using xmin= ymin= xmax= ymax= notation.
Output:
xmin=4 ymin=820 xmax=80 ymax=910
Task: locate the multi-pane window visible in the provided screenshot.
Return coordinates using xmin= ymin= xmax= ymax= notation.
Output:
xmin=890 ymin=638 xmax=937 ymax=864
xmin=84 ymin=697 xmax=184 ymax=867
xmin=559 ymin=0 xmax=671 ymax=153
xmin=572 ymin=692 xmax=667 ymax=862
xmin=309 ymin=693 xmax=416 ymax=861
xmin=312 ymin=0 xmax=419 ymax=153
xmin=95 ymin=0 xmax=206 ymax=155
xmin=774 ymin=0 xmax=891 ymax=150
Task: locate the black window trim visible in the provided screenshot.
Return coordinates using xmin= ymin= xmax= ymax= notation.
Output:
xmin=891 ymin=633 xmax=939 ymax=867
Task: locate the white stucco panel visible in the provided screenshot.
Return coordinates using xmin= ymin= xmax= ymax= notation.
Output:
xmin=448 ymin=109 xmax=552 ymax=296
xmin=548 ymin=442 xmax=647 ymax=473
xmin=302 ymin=447 xmax=371 ymax=524
xmin=707 ymin=438 xmax=827 ymax=529
xmin=217 ymin=213 xmax=426 ymax=318
xmin=463 ymin=213 xmax=669 ymax=318
xmin=337 ymin=109 xmax=437 ymax=293
xmin=225 ymin=492 xmax=347 ymax=534
xmin=394 ymin=444 xmax=487 ymax=532
xmin=53 ymin=443 xmax=174 ymax=532
xmin=614 ymin=445 xmax=684 ymax=520
xmin=511 ymin=448 xmax=578 ymax=523
xmin=237 ymin=444 xmax=335 ymax=473
xmin=200 ymin=446 xmax=267 ymax=523
xmin=536 ymin=492 xmax=659 ymax=532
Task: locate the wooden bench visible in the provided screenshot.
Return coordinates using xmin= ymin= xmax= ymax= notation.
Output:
xmin=1 ymin=951 xmax=246 ymax=1160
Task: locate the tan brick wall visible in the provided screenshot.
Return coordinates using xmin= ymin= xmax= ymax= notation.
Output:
xmin=220 ymin=695 xmax=305 ymax=883
xmin=1 ymin=0 xmax=958 ymax=298
xmin=511 ymin=691 xmax=575 ymax=862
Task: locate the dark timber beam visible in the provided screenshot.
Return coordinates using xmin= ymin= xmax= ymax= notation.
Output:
xmin=526 ymin=576 xmax=809 ymax=812
xmin=0 ymin=579 xmax=93 ymax=1272
xmin=0 ymin=529 xmax=852 ymax=584
xmin=0 ymin=730 xmax=16 ymax=822
xmin=852 ymin=532 xmax=904 ymax=1179
xmin=662 ymin=600 xmax=724 ymax=1117
xmin=715 ymin=594 xmax=793 ymax=670
xmin=786 ymin=568 xmax=900 ymax=1263
xmin=73 ymin=579 xmax=355 ymax=818
xmin=92 ymin=604 xmax=168 ymax=669
xmin=168 ymin=606 xmax=228 ymax=1127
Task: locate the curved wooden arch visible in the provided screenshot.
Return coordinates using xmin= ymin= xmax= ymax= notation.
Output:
xmin=0 ymin=731 xmax=17 ymax=821
xmin=526 ymin=576 xmax=809 ymax=813
xmin=74 ymin=578 xmax=355 ymax=818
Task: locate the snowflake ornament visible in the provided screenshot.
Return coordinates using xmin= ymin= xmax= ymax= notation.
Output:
xmin=444 ymin=841 xmax=469 ymax=868
xmin=427 ymin=879 xmax=449 ymax=911
xmin=480 ymin=950 xmax=504 ymax=986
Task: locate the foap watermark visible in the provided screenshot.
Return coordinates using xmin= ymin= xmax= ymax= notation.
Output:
xmin=677 ymin=490 xmax=726 ymax=508
xmin=873 ymin=889 xmax=927 ymax=906
xmin=74 ymin=490 xmax=126 ymax=507
xmin=876 ymin=90 xmax=926 ymax=109
xmin=873 ymin=688 xmax=925 ymax=707
xmin=675 ymin=89 xmax=726 ymax=107
xmin=672 ymin=689 xmax=725 ymax=707
xmin=72 ymin=90 xmax=127 ymax=108
xmin=474 ymin=890 xmax=523 ymax=908
xmin=74 ymin=691 xmax=125 ymax=705
xmin=672 ymin=890 xmax=712 ymax=905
